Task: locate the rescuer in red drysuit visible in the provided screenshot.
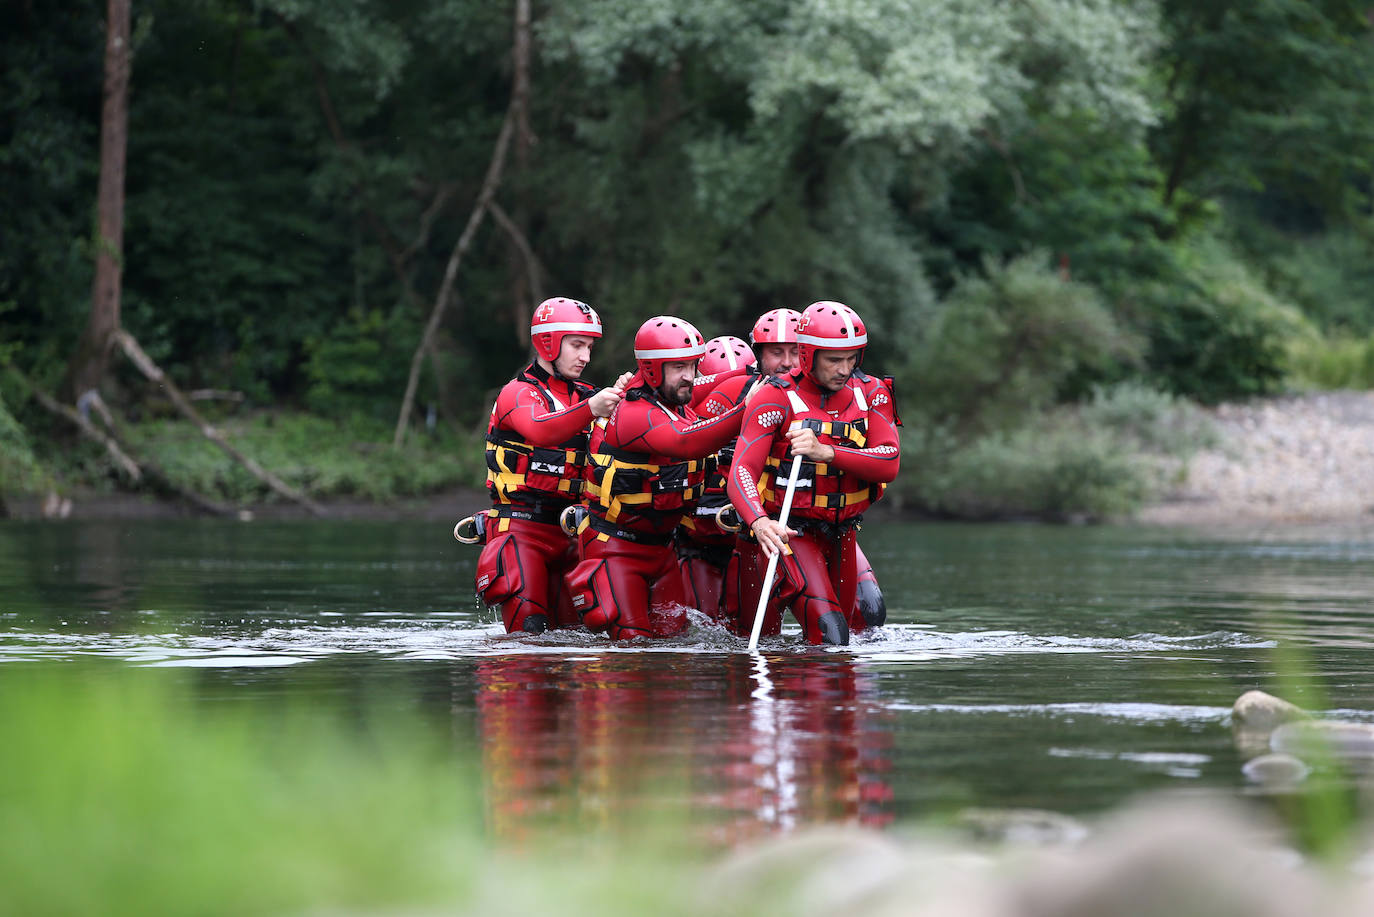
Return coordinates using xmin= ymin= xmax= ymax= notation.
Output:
xmin=726 ymin=301 xmax=901 ymax=646
xmin=475 ymin=297 xmax=633 ymax=634
xmin=675 ymin=335 xmax=757 ymax=622
xmin=697 ymin=309 xmax=892 ymax=635
xmin=681 ymin=311 xmax=802 ymax=624
xmin=567 ymin=316 xmax=747 ymax=639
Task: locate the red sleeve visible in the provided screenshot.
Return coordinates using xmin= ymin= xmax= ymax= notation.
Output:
xmin=725 ymin=385 xmax=790 ymax=528
xmin=495 ymin=382 xmax=595 ymax=445
xmin=613 ymin=398 xmax=745 ymax=459
xmin=829 ymin=405 xmax=900 ymax=482
xmin=697 ymin=374 xmax=750 ymax=418
xmin=690 ymin=365 xmax=751 ymax=411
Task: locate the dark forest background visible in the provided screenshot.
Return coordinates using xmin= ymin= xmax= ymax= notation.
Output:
xmin=4 ymin=0 xmax=1374 ymax=516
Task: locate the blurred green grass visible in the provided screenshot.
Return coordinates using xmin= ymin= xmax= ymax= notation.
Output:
xmin=0 ymin=664 xmax=700 ymax=916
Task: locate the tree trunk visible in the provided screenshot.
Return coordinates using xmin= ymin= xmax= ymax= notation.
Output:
xmin=392 ymin=0 xmax=532 ymax=446
xmin=66 ymin=0 xmax=131 ymax=401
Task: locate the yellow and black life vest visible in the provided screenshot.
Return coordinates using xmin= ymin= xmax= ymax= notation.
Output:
xmin=485 ymin=367 xmax=594 ymax=507
xmin=758 ymin=384 xmax=884 ymax=523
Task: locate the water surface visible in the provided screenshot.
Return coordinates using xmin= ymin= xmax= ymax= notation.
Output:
xmin=4 ymin=518 xmax=1373 ymax=841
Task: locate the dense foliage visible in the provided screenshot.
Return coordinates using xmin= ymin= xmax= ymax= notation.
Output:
xmin=3 ymin=0 xmax=1373 ymax=515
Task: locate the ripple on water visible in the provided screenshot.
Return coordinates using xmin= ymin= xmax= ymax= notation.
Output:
xmin=0 ymin=614 xmax=1275 ymax=668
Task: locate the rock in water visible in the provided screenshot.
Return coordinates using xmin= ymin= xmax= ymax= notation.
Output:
xmin=1242 ymin=753 xmax=1311 ymax=788
xmin=956 ymin=807 xmax=1089 ymax=847
xmin=1233 ymin=690 xmax=1307 ymax=730
xmin=1270 ymin=721 xmax=1374 ymax=773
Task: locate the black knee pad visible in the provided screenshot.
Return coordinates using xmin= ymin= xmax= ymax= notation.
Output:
xmin=817 ymin=611 xmax=850 ymax=646
xmin=856 ymin=579 xmax=886 ymax=627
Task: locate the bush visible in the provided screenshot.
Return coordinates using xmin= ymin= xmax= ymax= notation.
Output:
xmin=1078 ymin=381 xmax=1219 ymax=456
xmin=111 ymin=412 xmax=488 ymax=503
xmin=893 ymin=382 xmax=1218 ymax=521
xmin=913 ymin=422 xmax=1150 ymax=521
xmin=303 ymin=307 xmax=419 ymax=422
xmin=1144 ymin=236 xmax=1311 ymax=403
xmin=1285 ymin=333 xmax=1374 ymax=391
xmin=0 ymin=390 xmax=49 ymax=498
xmin=1226 ymin=202 xmax=1374 ymax=335
xmin=911 ymin=252 xmax=1139 ymax=434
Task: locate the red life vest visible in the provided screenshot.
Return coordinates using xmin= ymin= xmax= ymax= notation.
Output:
xmin=485 ymin=366 xmax=595 ymax=511
xmin=584 ymin=404 xmax=717 ymax=541
xmin=756 ymin=377 xmax=884 ymax=524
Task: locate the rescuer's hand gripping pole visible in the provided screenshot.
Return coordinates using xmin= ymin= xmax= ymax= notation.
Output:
xmin=747 ymin=451 xmax=804 ymax=653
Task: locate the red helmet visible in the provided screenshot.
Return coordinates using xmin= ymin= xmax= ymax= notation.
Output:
xmin=530 ymin=297 xmax=603 ymax=363
xmin=796 ymin=301 xmax=867 ymax=375
xmin=633 ymin=316 xmax=706 ymax=387
xmin=699 ymin=336 xmax=757 ymax=376
xmin=749 ymin=308 xmax=802 ymax=346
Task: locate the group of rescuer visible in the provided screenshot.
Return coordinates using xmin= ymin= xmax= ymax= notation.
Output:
xmin=458 ymin=295 xmax=902 ymax=647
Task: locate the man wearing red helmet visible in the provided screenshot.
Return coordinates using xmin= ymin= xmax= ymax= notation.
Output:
xmin=568 ymin=316 xmax=747 ymax=639
xmin=678 ymin=312 xmax=801 ymax=624
xmin=691 ymin=308 xmax=801 ymax=414
xmin=475 ymin=297 xmax=633 ymax=634
xmin=676 ymin=336 xmax=758 ymax=621
xmin=726 ymin=301 xmax=901 ymax=646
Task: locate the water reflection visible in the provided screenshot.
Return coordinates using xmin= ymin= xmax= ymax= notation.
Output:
xmin=474 ymin=652 xmax=893 ymax=842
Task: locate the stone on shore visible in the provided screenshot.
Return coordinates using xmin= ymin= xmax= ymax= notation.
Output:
xmin=1138 ymin=390 xmax=1374 ymax=526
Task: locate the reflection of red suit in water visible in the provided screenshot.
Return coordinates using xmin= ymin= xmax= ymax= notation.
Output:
xmin=727 ymin=371 xmax=900 ymax=645
xmin=474 ymin=653 xmax=892 ymax=844
xmin=477 ymin=362 xmax=595 ymax=633
xmin=567 ymin=386 xmax=744 ymax=639
xmin=722 ymin=655 xmax=895 ymax=836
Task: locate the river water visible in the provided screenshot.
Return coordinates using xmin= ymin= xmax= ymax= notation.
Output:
xmin=4 ymin=518 xmax=1374 ymax=842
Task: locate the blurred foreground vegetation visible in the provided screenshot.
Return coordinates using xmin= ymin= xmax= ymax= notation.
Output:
xmin=0 ymin=664 xmax=702 ymax=917
xmin=3 ymin=1 xmax=1374 ymax=518
xmin=3 ymin=663 xmax=1373 ymax=917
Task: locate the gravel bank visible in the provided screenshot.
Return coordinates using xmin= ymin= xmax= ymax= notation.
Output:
xmin=1138 ymin=391 xmax=1374 ymax=527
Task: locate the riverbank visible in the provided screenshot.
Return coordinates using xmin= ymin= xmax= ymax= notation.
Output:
xmin=7 ymin=390 xmax=1374 ymax=527
xmin=3 ymin=486 xmax=491 ymax=523
xmin=1137 ymin=390 xmax=1374 ymax=527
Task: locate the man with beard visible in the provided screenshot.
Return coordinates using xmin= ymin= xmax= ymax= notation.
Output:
xmin=474 ymin=297 xmax=633 ymax=634
xmin=727 ymin=301 xmax=901 ymax=646
xmin=680 ymin=311 xmax=801 ymax=626
xmin=695 ymin=308 xmax=892 ymax=635
xmin=675 ymin=335 xmax=757 ymax=623
xmin=567 ymin=316 xmax=746 ymax=639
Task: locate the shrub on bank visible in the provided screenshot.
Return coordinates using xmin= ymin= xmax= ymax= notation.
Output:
xmin=1285 ymin=333 xmax=1374 ymax=391
xmin=0 ymin=392 xmax=49 ymax=499
xmin=897 ymin=383 xmax=1215 ymax=521
xmin=54 ymin=411 xmax=489 ymax=504
xmin=911 ymin=423 xmax=1149 ymax=521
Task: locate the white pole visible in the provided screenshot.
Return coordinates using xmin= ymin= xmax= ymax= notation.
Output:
xmin=747 ymin=452 xmax=804 ymax=652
